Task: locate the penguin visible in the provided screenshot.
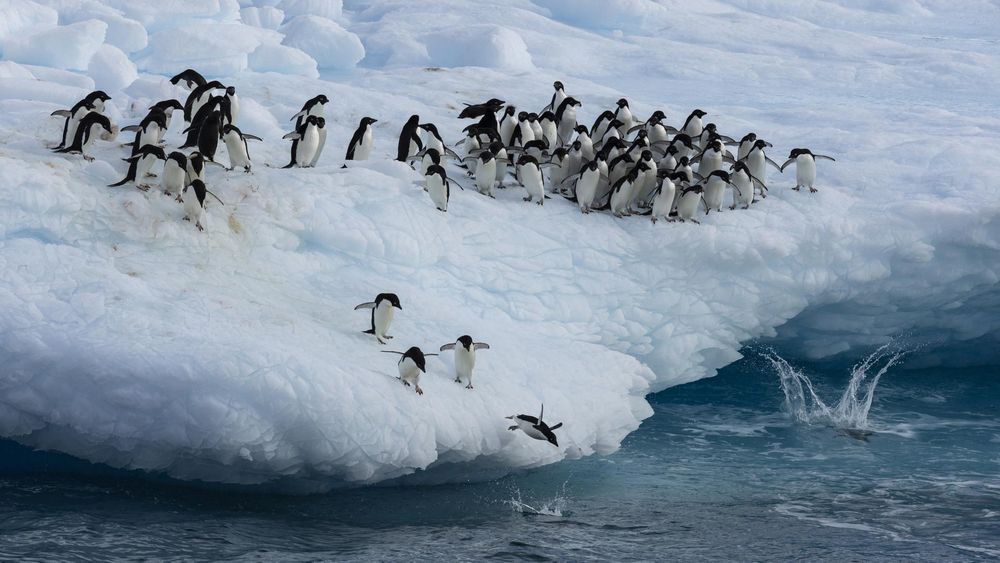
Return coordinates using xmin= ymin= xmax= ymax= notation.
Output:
xmin=555 ymin=97 xmax=582 ymax=146
xmin=121 ymin=108 xmax=166 ymax=158
xmin=600 ymin=119 xmax=624 ymax=146
xmin=396 ymin=114 xmax=422 ymax=162
xmin=50 ymin=90 xmax=111 ymax=150
xmin=518 ymin=139 xmax=549 ymax=162
xmin=742 ymin=139 xmax=781 ymax=196
xmin=383 ymin=346 xmax=436 ymax=395
xmin=425 ymin=164 xmax=451 ymax=212
xmin=546 ymin=146 xmax=570 ymax=190
xmin=544 ymin=80 xmax=567 ymax=113
xmin=223 ymin=86 xmax=240 ymax=125
xmin=736 ymin=132 xmax=762 ymax=161
xmin=729 ymin=160 xmax=766 ymax=209
xmin=221 ymin=124 xmax=262 ymax=173
xmin=354 ymin=293 xmax=402 ymax=344
xmin=516 ymin=155 xmax=545 ymax=205
xmin=161 ymin=151 xmax=187 ymax=197
xmin=672 ymin=155 xmax=698 ymax=184
xmin=169 ymin=69 xmax=206 ymax=90
xmin=466 ymin=150 xmax=497 ymax=197
xmin=613 ymin=98 xmax=635 ymax=135
xmin=457 ymin=98 xmax=505 ymax=134
xmin=282 ymin=115 xmax=321 ymax=168
xmin=186 ymin=151 xmax=206 ymax=186
xmin=681 ymin=109 xmax=707 ymax=142
xmin=489 ymin=141 xmax=510 ymax=187
xmin=291 ymin=95 xmax=329 ymax=130
xmin=700 ymin=170 xmax=735 ymax=213
xmin=676 ymin=184 xmax=705 ymax=224
xmin=572 ymin=125 xmax=595 ymax=162
xmin=109 ymin=144 xmax=166 ymax=190
xmin=308 ymin=114 xmax=327 ymax=167
xmin=511 ymin=111 xmax=535 ymax=147
xmin=650 ymin=171 xmax=686 ymax=224
xmin=610 ymin=165 xmax=646 ymax=217
xmin=196 ymin=111 xmax=223 ymax=162
xmin=692 ymin=138 xmax=735 ymax=178
xmin=183 ymin=80 xmax=224 ymax=123
xmin=345 ymin=117 xmax=377 ymax=162
xmin=498 ymin=105 xmax=518 ymax=146
xmin=666 ymin=133 xmax=696 ymax=160
xmin=658 ymin=144 xmax=679 ymax=174
xmin=55 ymin=111 xmax=114 ymax=160
xmin=419 ymin=123 xmax=458 ymax=160
xmin=780 ymin=148 xmax=835 ymax=192
xmin=695 ymin=123 xmax=735 ymax=149
xmin=182 ymin=95 xmax=231 ymax=149
xmin=409 ymin=147 xmax=442 ymax=176
xmin=149 ymin=99 xmax=183 ymax=141
xmin=527 ymin=112 xmax=544 ymax=141
xmin=538 ymin=111 xmax=559 ymax=150
xmin=632 ymin=150 xmax=658 ymax=207
xmin=440 ymin=335 xmax=490 ymax=389
xmin=182 ymin=178 xmax=207 ymax=231
xmin=590 ymin=110 xmax=616 ymax=144
xmin=507 ymin=404 xmax=562 ymax=447
xmin=564 ymin=159 xmax=603 ymax=213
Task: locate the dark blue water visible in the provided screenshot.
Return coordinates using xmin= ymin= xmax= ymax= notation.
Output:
xmin=1 ymin=349 xmax=998 ymax=561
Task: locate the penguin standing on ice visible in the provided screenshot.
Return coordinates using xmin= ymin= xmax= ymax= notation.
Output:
xmin=122 ymin=108 xmax=166 ymax=158
xmin=383 ymin=346 xmax=436 ymax=395
xmin=282 ymin=115 xmax=321 ymax=168
xmin=544 ymin=80 xmax=567 ymax=113
xmin=221 ymin=124 xmax=262 ymax=173
xmin=516 ymin=155 xmax=546 ymax=205
xmin=55 ymin=112 xmax=115 ymax=161
xmin=439 ymin=335 xmax=490 ymax=389
xmin=161 ymin=151 xmax=187 ymax=197
xmin=507 ymin=404 xmax=562 ymax=447
xmin=182 ymin=179 xmax=208 ymax=231
xmin=555 ymin=97 xmax=581 ymax=146
xmin=109 ymin=144 xmax=166 ymax=190
xmin=396 ymin=115 xmax=422 ymax=162
xmin=780 ymin=148 xmax=836 ymax=192
xmin=196 ymin=111 xmax=223 ymax=162
xmin=149 ymin=99 xmax=183 ymax=141
xmin=184 ymin=80 xmax=224 ymax=123
xmin=345 ymin=117 xmax=377 ymax=162
xmin=681 ymin=109 xmax=707 ymax=143
xmin=291 ymin=94 xmax=329 ymax=128
xmin=186 ymin=151 xmax=206 ymax=185
xmin=425 ymin=164 xmax=452 ymax=212
xmin=676 ymin=184 xmax=705 ymax=223
xmin=354 ymin=293 xmax=403 ymax=344
xmin=50 ymin=90 xmax=111 ymax=150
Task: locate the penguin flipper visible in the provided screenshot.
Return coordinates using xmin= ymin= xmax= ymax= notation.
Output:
xmin=473 ymin=343 xmax=490 ymax=350
xmin=439 ymin=343 xmax=456 ymax=352
xmin=243 ymin=134 xmax=263 ymax=142
xmin=765 ymin=156 xmax=782 ymax=170
xmin=363 ymin=329 xmax=376 ymax=335
xmin=50 ymin=110 xmax=71 ymax=117
xmin=779 ymin=158 xmax=795 ymax=172
xmin=549 ymin=422 xmax=563 ymax=431
xmin=121 ymin=125 xmax=142 ymax=133
xmin=107 ymin=177 xmax=131 ymax=187
xmin=814 ymin=154 xmax=836 ymax=162
xmin=354 ymin=302 xmax=377 ymax=310
xmin=282 ymin=132 xmax=301 ymax=140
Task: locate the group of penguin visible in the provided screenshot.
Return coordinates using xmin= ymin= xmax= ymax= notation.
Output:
xmin=44 ymin=70 xmax=838 ymax=449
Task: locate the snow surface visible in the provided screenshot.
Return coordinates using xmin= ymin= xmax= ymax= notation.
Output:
xmin=0 ymin=0 xmax=999 ymax=490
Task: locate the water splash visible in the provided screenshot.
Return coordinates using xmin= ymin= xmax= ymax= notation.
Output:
xmin=764 ymin=343 xmax=908 ymax=430
xmin=505 ymin=482 xmax=569 ymax=517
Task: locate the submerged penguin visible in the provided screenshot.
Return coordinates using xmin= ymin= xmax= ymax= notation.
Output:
xmin=382 ymin=346 xmax=436 ymax=395
xmin=354 ymin=293 xmax=402 ymax=344
xmin=507 ymin=404 xmax=563 ymax=447
xmin=439 ymin=335 xmax=490 ymax=389
xmin=780 ymin=148 xmax=836 ymax=192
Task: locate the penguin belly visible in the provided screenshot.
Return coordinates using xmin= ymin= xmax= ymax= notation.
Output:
xmin=651 ymin=182 xmax=675 ymax=221
xmin=428 ymin=176 xmax=448 ymax=211
xmin=476 ymin=159 xmax=496 ymax=196
xmin=355 ymin=129 xmax=373 ymax=161
xmin=576 ymin=172 xmax=599 ymax=211
xmin=703 ymin=179 xmax=726 ymax=211
xmin=677 ymin=192 xmax=701 ymax=221
xmin=162 ymin=161 xmax=185 ymax=195
xmin=374 ymin=301 xmax=394 ymax=340
xmin=296 ymin=127 xmax=319 ymax=168
xmin=454 ymin=347 xmax=475 ymax=384
xmin=797 ymin=155 xmax=816 ymax=188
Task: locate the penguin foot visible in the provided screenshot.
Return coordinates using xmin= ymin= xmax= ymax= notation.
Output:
xmin=792 ymin=186 xmax=801 ymax=191
xmin=183 ymin=216 xmax=190 ymax=222
xmin=196 ymin=222 xmax=204 ymax=232
xmin=523 ymin=196 xmax=531 ymax=202
xmin=743 ymin=205 xmax=750 ymax=210
xmin=508 ymin=425 xmax=518 ymax=431
xmin=145 ymin=173 xmax=157 ymax=178
xmin=454 ymin=378 xmax=461 ymax=383
xmin=651 ymin=217 xmax=657 ymax=224
xmin=465 ymin=383 xmax=474 ymax=390
xmin=691 ymin=219 xmax=701 ymax=225
xmin=415 ymin=386 xmax=424 ymax=396
xmin=175 ymin=195 xmax=183 ymax=203
xmin=810 ymin=188 xmax=818 ymax=193
xmin=137 ymin=184 xmax=151 ymax=192
xmin=536 ymin=200 xmax=543 ymax=206
xmin=83 ymin=155 xmax=95 ymax=162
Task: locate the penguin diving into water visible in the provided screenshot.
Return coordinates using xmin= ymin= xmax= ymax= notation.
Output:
xmin=507 ymin=404 xmax=563 ymax=447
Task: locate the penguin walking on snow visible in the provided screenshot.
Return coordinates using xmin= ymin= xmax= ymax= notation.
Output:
xmin=780 ymin=148 xmax=836 ymax=192
xmin=50 ymin=90 xmax=111 ymax=150
xmin=221 ymin=124 xmax=262 ymax=173
xmin=55 ymin=112 xmax=115 ymax=161
xmin=182 ymin=179 xmax=208 ymax=231
xmin=383 ymin=346 xmax=436 ymax=395
xmin=161 ymin=151 xmax=187 ymax=198
xmin=439 ymin=335 xmax=490 ymax=389
xmin=396 ymin=115 xmax=422 ymax=162
xmin=345 ymin=117 xmax=377 ymax=162
xmin=354 ymin=293 xmax=402 ymax=344
xmin=425 ymin=164 xmax=454 ymax=212
xmin=109 ymin=144 xmax=166 ymax=190
xmin=507 ymin=405 xmax=563 ymax=447
xmin=282 ymin=115 xmax=322 ymax=168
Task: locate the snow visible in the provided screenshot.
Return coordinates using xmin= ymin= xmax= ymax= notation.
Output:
xmin=1 ymin=0 xmax=999 ymax=490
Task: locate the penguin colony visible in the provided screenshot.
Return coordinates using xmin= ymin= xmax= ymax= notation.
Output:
xmin=46 ymin=71 xmax=836 ymax=449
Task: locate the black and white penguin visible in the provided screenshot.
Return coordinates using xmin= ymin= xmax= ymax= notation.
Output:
xmin=345 ymin=116 xmax=377 ymax=162
xmin=516 ymin=155 xmax=545 ymax=205
xmin=223 ymin=86 xmax=240 ymax=125
xmin=465 ymin=150 xmax=497 ymax=197
xmin=382 ymin=346 xmax=436 ymax=396
xmin=55 ymin=111 xmax=114 ymax=160
xmin=109 ymin=144 xmax=166 ymax=190
xmin=681 ymin=109 xmax=707 ymax=141
xmin=564 ymin=159 xmax=603 ymax=213
xmin=50 ymin=90 xmax=111 ymax=150
xmin=555 ymin=97 xmax=581 ymax=146
xmin=650 ymin=171 xmax=686 ymax=224
xmin=510 ymin=111 xmax=535 ymax=147
xmin=425 ymin=163 xmax=451 ymax=212
xmin=742 ymin=139 xmax=781 ymax=196
xmin=291 ymin=94 xmax=329 ymax=129
xmin=122 ymin=107 xmax=166 ymax=158
xmin=396 ymin=114 xmax=422 ymax=162
xmin=498 ymin=105 xmax=517 ymax=146
xmin=185 ymin=150 xmax=206 ymax=185
xmin=507 ymin=404 xmax=562 ymax=447
xmin=161 ymin=151 xmax=187 ymax=197
xmin=546 ymin=146 xmax=570 ymax=189
xmin=589 ymin=110 xmax=616 ymax=144
xmin=149 ymin=99 xmax=183 ymax=141
xmin=696 ymin=123 xmax=735 ymax=150
xmin=613 ymin=98 xmax=635 ymax=135
xmin=409 ymin=147 xmax=442 ymax=176
xmin=196 ymin=111 xmax=223 ymax=162
xmin=183 ymin=80 xmax=224 ymax=123
xmin=538 ymin=111 xmax=558 ymax=152
xmin=181 ymin=95 xmax=230 ymax=149
xmin=439 ymin=335 xmax=490 ymax=389
xmin=169 ymin=69 xmax=206 ymax=90
xmin=780 ymin=148 xmax=836 ymax=192
xmin=307 ymin=114 xmax=328 ymax=167
xmin=544 ymin=80 xmax=567 ymax=113
xmin=458 ymin=98 xmax=505 ymax=130
xmin=282 ymin=115 xmax=321 ymax=168
xmin=354 ymin=293 xmax=402 ymax=344
xmin=182 ymin=178 xmax=207 ymax=231
xmin=700 ymin=169 xmax=735 ymax=213
xmin=729 ymin=160 xmax=766 ymax=209
xmin=692 ymin=138 xmax=735 ymax=178
xmin=676 ymin=184 xmax=705 ymax=223
xmin=221 ymin=124 xmax=262 ymax=173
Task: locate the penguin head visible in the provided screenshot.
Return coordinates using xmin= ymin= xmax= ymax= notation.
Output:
xmin=425 ymin=148 xmax=442 ymax=164
xmin=457 ymin=335 xmax=474 ymax=350
xmin=485 ymin=98 xmax=505 ymax=111
xmin=305 ymin=115 xmax=319 ymax=126
xmin=479 ymin=151 xmax=494 ymax=163
xmin=665 ymin=145 xmax=679 ymax=156
xmin=551 ymin=147 xmax=568 ymax=160
xmin=788 ymin=148 xmax=810 ymax=158
xmin=691 ymin=109 xmax=707 ymax=118
xmin=376 ymin=293 xmax=402 ymax=310
xmin=315 ymin=117 xmax=326 ymax=128
xmin=517 ymin=111 xmax=529 ymax=121
xmin=649 ymin=110 xmax=666 ymax=122
xmin=705 ymin=123 xmax=717 ymax=133
xmin=517 ymin=154 xmax=538 ymax=168
xmin=313 ymin=94 xmax=329 ymax=106
xmin=154 ymin=99 xmax=183 ymax=112
xmin=88 ymin=90 xmax=112 ymax=103
xmin=641 ymin=150 xmax=653 ymax=162
xmin=574 ymin=124 xmax=588 ymax=135
xmin=754 ymin=139 xmax=773 ymax=150
xmin=669 ymin=171 xmax=690 ymax=184
xmin=677 ymin=156 xmax=690 ymax=166
xmin=222 ymin=124 xmax=237 ymax=136
xmin=361 ymin=116 xmax=378 ymax=126
xmin=674 ymin=134 xmax=694 ymax=148
xmin=189 ymin=179 xmax=207 ymax=206
xmin=403 ymin=346 xmax=427 ymax=372
xmin=553 ymin=81 xmax=564 ymax=91
xmin=741 ymin=132 xmax=757 ymax=144
xmin=616 ymin=98 xmax=629 ymax=108
xmin=406 ymin=114 xmax=420 ymax=125
xmin=527 ymin=112 xmax=539 ymax=123
xmin=571 ymin=140 xmax=582 ymax=152
xmin=504 ymin=105 xmax=516 ymax=116
xmin=710 ymin=139 xmax=724 ymax=152
xmin=635 ymin=129 xmax=648 ymax=140
xmin=168 ymin=151 xmax=187 ymax=167
xmin=540 ymin=111 xmax=555 ymax=122
xmin=488 ymin=141 xmax=504 ymax=155
xmin=426 ymin=163 xmax=447 ymax=180
xmin=226 ymin=86 xmax=236 ymax=96
xmin=585 ymin=160 xmax=599 ymax=172
xmin=709 ymin=170 xmax=731 ymax=182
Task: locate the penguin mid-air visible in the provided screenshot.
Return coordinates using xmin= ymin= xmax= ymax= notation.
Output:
xmin=182 ymin=178 xmax=208 ymax=231
xmin=55 ymin=112 xmax=115 ymax=160
xmin=221 ymin=124 xmax=262 ymax=172
xmin=383 ymin=346 xmax=436 ymax=395
xmin=109 ymin=144 xmax=166 ymax=190
xmin=345 ymin=117 xmax=377 ymax=162
xmin=425 ymin=163 xmax=452 ymax=212
xmin=439 ymin=335 xmax=490 ymax=389
xmin=354 ymin=293 xmax=402 ymax=344
xmin=169 ymin=68 xmax=207 ymax=90
xmin=50 ymin=90 xmax=111 ymax=150
xmin=282 ymin=115 xmax=321 ymax=168
xmin=780 ymin=148 xmax=836 ymax=192
xmin=507 ymin=404 xmax=562 ymax=447
xmin=397 ymin=114 xmax=422 ymax=162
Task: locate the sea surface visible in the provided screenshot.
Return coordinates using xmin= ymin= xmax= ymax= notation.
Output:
xmin=1 ymin=347 xmax=998 ymax=561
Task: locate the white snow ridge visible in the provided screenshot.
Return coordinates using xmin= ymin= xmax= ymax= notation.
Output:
xmin=1 ymin=1 xmax=999 ymax=491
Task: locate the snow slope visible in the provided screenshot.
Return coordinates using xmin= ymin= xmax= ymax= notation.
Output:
xmin=0 ymin=0 xmax=998 ymax=489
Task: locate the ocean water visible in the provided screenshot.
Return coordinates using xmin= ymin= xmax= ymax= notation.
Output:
xmin=1 ymin=347 xmax=997 ymax=561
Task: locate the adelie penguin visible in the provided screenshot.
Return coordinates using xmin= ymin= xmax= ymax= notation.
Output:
xmin=354 ymin=293 xmax=402 ymax=344
xmin=183 ymin=80 xmax=224 ymax=123
xmin=149 ymin=99 xmax=183 ymax=142
xmin=507 ymin=404 xmax=563 ymax=447
xmin=681 ymin=109 xmax=708 ymax=141
xmin=555 ymin=97 xmax=582 ymax=146
xmin=197 ymin=111 xmax=224 ymax=162
xmin=221 ymin=124 xmax=262 ymax=173
xmin=439 ymin=335 xmax=490 ymax=389
xmin=55 ymin=112 xmax=115 ymax=161
xmin=282 ymin=115 xmax=322 ymax=168
xmin=424 ymin=164 xmax=453 ymax=212
xmin=121 ymin=108 xmax=166 ymax=158
xmin=161 ymin=151 xmax=187 ymax=197
xmin=382 ymin=346 xmax=436 ymax=396
xmin=396 ymin=114 xmax=422 ymax=162
xmin=50 ymin=90 xmax=111 ymax=150
xmin=516 ymin=155 xmax=546 ymax=205
xmin=544 ymin=80 xmax=567 ymax=113
xmin=109 ymin=144 xmax=166 ymax=190
xmin=729 ymin=160 xmax=766 ymax=209
xmin=182 ymin=179 xmax=208 ymax=232
xmin=291 ymin=94 xmax=329 ymax=129
xmin=780 ymin=148 xmax=835 ymax=192
xmin=169 ymin=69 xmax=207 ymax=90
xmin=345 ymin=117 xmax=377 ymax=163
